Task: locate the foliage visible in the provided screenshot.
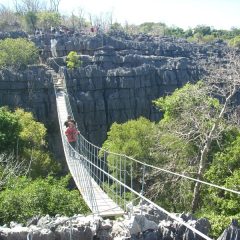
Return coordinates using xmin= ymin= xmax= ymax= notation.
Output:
xmin=0 ymin=38 xmax=38 ymax=70
xmin=23 ymin=11 xmax=38 ymax=32
xmin=0 ymin=107 xmax=21 ymax=153
xmin=23 ymin=149 xmax=60 ymax=178
xmin=101 ymin=117 xmax=155 ymax=162
xmin=0 ymin=175 xmax=89 ymax=225
xmin=203 ymin=133 xmax=240 ymax=215
xmin=154 ymin=82 xmax=221 ymax=125
xmin=0 ymin=153 xmax=27 ymax=190
xmin=164 ymin=26 xmax=184 ymax=37
xmin=100 ymin=117 xmax=156 ymax=191
xmin=110 ymin=22 xmax=123 ymax=31
xmin=14 ymin=108 xmax=60 ymax=178
xmin=15 ymin=109 xmax=46 ymax=148
xmin=228 ymin=35 xmax=240 ymax=48
xmin=149 ymin=126 xmax=197 ymax=211
xmin=0 ymin=108 xmax=60 ymax=178
xmin=153 ymin=80 xmax=236 ymax=212
xmin=37 ymin=11 xmax=61 ymax=30
xmin=66 ymin=51 xmax=81 ymax=69
xmin=197 ymin=211 xmax=240 ymax=238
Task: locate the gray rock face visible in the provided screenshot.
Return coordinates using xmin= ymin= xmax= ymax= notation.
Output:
xmin=1 ymin=31 xmax=230 ymax=149
xmin=218 ymin=220 xmax=240 ymax=240
xmin=34 ymin=32 xmax=225 ymax=146
xmin=63 ymin=46 xmax=202 ymax=146
xmin=0 ymin=31 xmax=28 ymax=40
xmin=0 ymin=65 xmax=65 ymax=164
xmin=0 ymin=209 xmax=212 ymax=240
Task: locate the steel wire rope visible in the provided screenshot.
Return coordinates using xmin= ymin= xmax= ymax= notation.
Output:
xmin=54 ymin=66 xmax=213 ymax=239
xmin=52 ymin=58 xmax=232 ymax=237
xmin=53 ymin=75 xmax=99 ymax=214
xmin=79 ymin=134 xmax=240 ymax=196
xmin=74 ymin=151 xmax=213 ymax=240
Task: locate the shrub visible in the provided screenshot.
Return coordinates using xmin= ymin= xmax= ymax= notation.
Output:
xmin=228 ymin=35 xmax=240 ymax=48
xmin=0 ymin=175 xmax=89 ymax=225
xmin=66 ymin=51 xmax=81 ymax=69
xmin=0 ymin=38 xmax=38 ymax=70
xmin=0 ymin=107 xmax=21 ymax=153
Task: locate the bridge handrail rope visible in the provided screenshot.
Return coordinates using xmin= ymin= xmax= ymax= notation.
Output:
xmin=53 ymin=69 xmax=100 ymax=215
xmin=50 ymin=59 xmax=232 ymax=240
xmin=55 ymin=77 xmax=214 ymax=240
xmin=78 ymin=152 xmax=213 ymax=240
xmin=78 ymin=130 xmax=240 ymax=196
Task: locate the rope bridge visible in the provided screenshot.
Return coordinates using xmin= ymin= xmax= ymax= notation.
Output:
xmin=51 ymin=66 xmax=240 ymax=240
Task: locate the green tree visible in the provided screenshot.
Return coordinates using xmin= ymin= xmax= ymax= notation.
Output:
xmin=101 ymin=117 xmax=156 ymax=192
xmin=154 ymin=79 xmax=235 ymax=212
xmin=102 ymin=117 xmax=155 ymax=162
xmin=195 ymin=131 xmax=240 ymax=237
xmin=66 ymin=51 xmax=81 ymax=69
xmin=110 ymin=22 xmax=123 ymax=31
xmin=0 ymin=175 xmax=89 ymax=224
xmin=15 ymin=109 xmax=46 ymax=148
xmin=193 ymin=25 xmax=212 ymax=36
xmin=37 ymin=11 xmax=61 ymax=30
xmin=14 ymin=108 xmax=60 ymax=178
xmin=229 ymin=35 xmax=240 ymax=48
xmin=165 ymin=26 xmax=184 ymax=37
xmin=0 ymin=108 xmax=59 ymax=178
xmin=0 ymin=107 xmax=21 ymax=153
xmin=23 ymin=11 xmax=37 ymax=32
xmin=0 ymin=38 xmax=38 ymax=70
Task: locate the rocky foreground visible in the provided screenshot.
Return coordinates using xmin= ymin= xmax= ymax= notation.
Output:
xmin=0 ymin=203 xmax=238 ymax=240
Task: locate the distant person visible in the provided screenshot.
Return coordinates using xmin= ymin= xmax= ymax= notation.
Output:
xmin=65 ymin=121 xmax=79 ymax=157
xmin=50 ymin=37 xmax=58 ymax=57
xmin=50 ymin=26 xmax=56 ymax=34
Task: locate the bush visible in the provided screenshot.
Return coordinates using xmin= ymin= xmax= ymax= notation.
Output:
xmin=0 ymin=107 xmax=61 ymax=178
xmin=66 ymin=51 xmax=81 ymax=69
xmin=228 ymin=35 xmax=240 ymax=48
xmin=0 ymin=107 xmax=21 ymax=153
xmin=0 ymin=38 xmax=38 ymax=70
xmin=0 ymin=175 xmax=89 ymax=225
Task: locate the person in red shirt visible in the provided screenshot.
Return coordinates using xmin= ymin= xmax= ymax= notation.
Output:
xmin=65 ymin=121 xmax=79 ymax=157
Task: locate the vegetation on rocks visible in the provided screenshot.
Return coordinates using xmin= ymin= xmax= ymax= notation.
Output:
xmin=0 ymin=0 xmax=240 ymax=236
xmin=0 ymin=107 xmax=88 ymax=224
xmin=103 ymin=74 xmax=240 ymax=237
xmin=0 ymin=175 xmax=89 ymax=225
xmin=0 ymin=38 xmax=38 ymax=70
xmin=66 ymin=51 xmax=82 ymax=69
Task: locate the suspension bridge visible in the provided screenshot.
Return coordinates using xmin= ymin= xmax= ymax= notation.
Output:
xmin=51 ymin=66 xmax=240 ymax=240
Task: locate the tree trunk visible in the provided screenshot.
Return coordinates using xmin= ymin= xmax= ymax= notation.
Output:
xmin=191 ymin=144 xmax=208 ymax=213
xmin=191 ymin=89 xmax=234 ymax=213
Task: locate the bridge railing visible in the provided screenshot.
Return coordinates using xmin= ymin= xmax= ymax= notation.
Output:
xmin=54 ymin=66 xmax=238 ymax=240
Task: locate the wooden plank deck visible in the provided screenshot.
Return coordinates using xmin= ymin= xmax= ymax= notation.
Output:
xmin=55 ymin=90 xmax=124 ymax=217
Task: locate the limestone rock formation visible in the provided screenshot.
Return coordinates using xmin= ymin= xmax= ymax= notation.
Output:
xmin=1 ymin=31 xmax=230 ymax=148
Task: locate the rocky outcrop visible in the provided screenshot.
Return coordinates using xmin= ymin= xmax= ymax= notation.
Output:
xmin=0 ymin=31 xmax=28 ymax=40
xmin=0 ymin=203 xmax=213 ymax=240
xmin=0 ymin=65 xmax=65 ymax=164
xmin=218 ymin=220 xmax=240 ymax=240
xmin=32 ymin=31 xmax=227 ymax=146
xmin=62 ymin=44 xmax=204 ymax=145
xmin=1 ymin=31 xmax=230 ymax=148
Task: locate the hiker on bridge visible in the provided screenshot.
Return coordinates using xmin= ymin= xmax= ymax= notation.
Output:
xmin=65 ymin=120 xmax=79 ymax=157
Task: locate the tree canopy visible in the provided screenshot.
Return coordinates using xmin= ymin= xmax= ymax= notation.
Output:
xmin=0 ymin=38 xmax=38 ymax=70
xmin=0 ymin=175 xmax=89 ymax=224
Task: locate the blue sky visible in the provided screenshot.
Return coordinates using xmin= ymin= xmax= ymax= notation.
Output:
xmin=1 ymin=0 xmax=240 ymax=30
